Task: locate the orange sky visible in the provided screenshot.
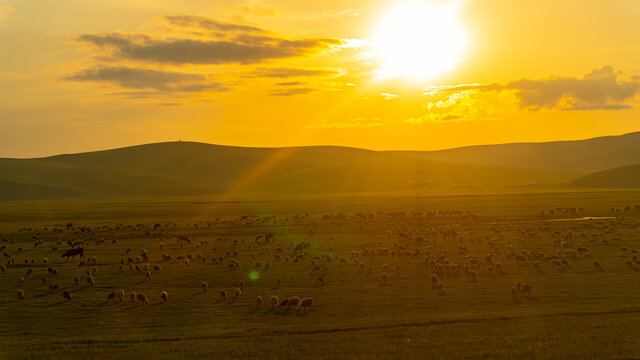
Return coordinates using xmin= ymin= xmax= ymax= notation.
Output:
xmin=0 ymin=0 xmax=639 ymax=157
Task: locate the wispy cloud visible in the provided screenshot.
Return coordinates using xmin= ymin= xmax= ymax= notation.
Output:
xmin=65 ymin=67 xmax=229 ymax=92
xmin=0 ymin=5 xmax=14 ymax=20
xmin=269 ymin=88 xmax=316 ymax=96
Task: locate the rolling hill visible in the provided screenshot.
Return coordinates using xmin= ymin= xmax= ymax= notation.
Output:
xmin=570 ymin=164 xmax=640 ymax=188
xmin=388 ymin=131 xmax=640 ymax=170
xmin=0 ymin=141 xmax=586 ymax=201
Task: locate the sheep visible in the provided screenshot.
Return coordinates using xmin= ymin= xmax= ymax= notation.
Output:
xmin=136 ymin=293 xmax=149 ymax=304
xmin=17 ymin=289 xmax=24 ymax=300
xmin=25 ymin=268 xmax=32 ymax=277
xmin=49 ymin=284 xmax=59 ymax=292
xmin=62 ymin=290 xmax=72 ymax=302
xmin=316 ymin=276 xmax=325 ymax=287
xmin=117 ymin=289 xmax=125 ymax=302
xmin=521 ymin=283 xmax=534 ymax=297
xmin=438 ymin=283 xmax=445 ymax=296
xmin=468 ymin=270 xmax=477 ymax=282
xmin=287 ymin=296 xmax=300 ymax=311
xmin=594 ymin=262 xmax=603 ymax=271
xmin=270 ymin=295 xmax=279 ymax=308
xmin=106 ymin=291 xmax=117 ymax=302
xmin=220 ymin=290 xmax=227 ymax=302
xmin=297 ymin=297 xmax=313 ymax=312
xmin=87 ymin=276 xmax=95 ymax=287
xmin=277 ymin=298 xmax=289 ymax=311
xmin=74 ymin=276 xmax=80 ymax=286
xmin=515 ymin=281 xmax=522 ymax=293
xmin=146 ymin=271 xmax=152 ymax=280
xmin=161 ymin=291 xmax=168 ymax=303
xmin=18 ymin=277 xmax=24 ymax=287
xmin=431 ymin=274 xmax=440 ymax=289
xmin=41 ymin=277 xmax=48 ymax=286
xmin=256 ymin=295 xmax=263 ymax=309
xmin=153 ymin=265 xmax=162 ymax=271
xmin=1 ymin=265 xmax=5 ymax=273
xmin=130 ymin=291 xmax=137 ymax=303
xmin=232 ymin=287 xmax=241 ymax=302
xmin=201 ymin=282 xmax=208 ymax=292
xmin=43 ymin=258 xmax=48 ymax=264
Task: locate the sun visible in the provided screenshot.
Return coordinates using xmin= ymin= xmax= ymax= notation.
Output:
xmin=372 ymin=0 xmax=468 ymax=81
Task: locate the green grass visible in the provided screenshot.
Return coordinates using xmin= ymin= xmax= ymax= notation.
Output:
xmin=0 ymin=190 xmax=639 ymax=359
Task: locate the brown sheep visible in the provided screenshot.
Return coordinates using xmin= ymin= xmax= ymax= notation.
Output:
xmin=287 ymin=296 xmax=300 ymax=311
xmin=201 ymin=282 xmax=208 ymax=292
xmin=220 ymin=290 xmax=227 ymax=301
xmin=86 ymin=276 xmax=94 ymax=287
xmin=130 ymin=291 xmax=137 ymax=303
xmin=521 ymin=283 xmax=534 ymax=297
xmin=232 ymin=287 xmax=242 ymax=302
xmin=277 ymin=298 xmax=289 ymax=311
xmin=297 ymin=297 xmax=313 ymax=312
xmin=270 ymin=295 xmax=279 ymax=308
xmin=17 ymin=289 xmax=24 ymax=300
xmin=136 ymin=293 xmax=149 ymax=304
xmin=74 ymin=276 xmax=80 ymax=286
xmin=62 ymin=290 xmax=72 ymax=302
xmin=161 ymin=291 xmax=168 ymax=303
xmin=106 ymin=291 xmax=117 ymax=302
xmin=256 ymin=295 xmax=263 ymax=309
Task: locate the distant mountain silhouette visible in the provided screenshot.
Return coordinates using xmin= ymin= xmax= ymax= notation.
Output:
xmin=389 ymin=131 xmax=640 ymax=170
xmin=570 ymin=164 xmax=640 ymax=188
xmin=0 ymin=141 xmax=588 ymax=201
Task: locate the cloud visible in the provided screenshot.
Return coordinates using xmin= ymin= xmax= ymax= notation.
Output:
xmin=269 ymin=88 xmax=315 ymax=96
xmin=75 ymin=16 xmax=344 ymax=65
xmin=276 ymin=81 xmax=304 ymax=86
xmin=65 ymin=67 xmax=229 ymax=92
xmin=306 ymin=117 xmax=383 ymax=129
xmin=163 ymin=15 xmax=265 ymax=34
xmin=381 ymin=92 xmax=398 ymax=100
xmin=425 ymin=66 xmax=640 ymax=111
xmin=243 ymin=67 xmax=339 ymax=78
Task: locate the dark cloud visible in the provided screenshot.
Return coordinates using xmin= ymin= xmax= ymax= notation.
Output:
xmin=269 ymin=88 xmax=316 ymax=96
xmin=66 ymin=67 xmax=229 ymax=92
xmin=75 ymin=30 xmax=342 ymax=65
xmin=276 ymin=81 xmax=305 ymax=86
xmin=244 ymin=67 xmax=339 ymax=78
xmin=427 ymin=66 xmax=640 ymax=111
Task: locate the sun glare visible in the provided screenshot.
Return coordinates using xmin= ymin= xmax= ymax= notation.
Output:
xmin=372 ymin=0 xmax=468 ymax=81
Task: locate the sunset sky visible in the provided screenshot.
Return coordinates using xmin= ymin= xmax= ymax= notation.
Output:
xmin=1 ymin=0 xmax=639 ymax=157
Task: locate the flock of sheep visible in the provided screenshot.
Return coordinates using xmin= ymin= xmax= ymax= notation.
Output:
xmin=2 ymin=205 xmax=640 ymax=319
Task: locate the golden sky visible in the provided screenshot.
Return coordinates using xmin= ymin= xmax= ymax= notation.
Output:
xmin=0 ymin=0 xmax=639 ymax=157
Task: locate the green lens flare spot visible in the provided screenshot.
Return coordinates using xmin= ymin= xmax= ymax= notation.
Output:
xmin=249 ymin=271 xmax=259 ymax=281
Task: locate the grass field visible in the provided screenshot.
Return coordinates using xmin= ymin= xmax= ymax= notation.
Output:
xmin=1 ymin=190 xmax=640 ymax=359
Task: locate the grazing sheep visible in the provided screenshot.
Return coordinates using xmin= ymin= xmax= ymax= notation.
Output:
xmin=146 ymin=271 xmax=152 ymax=280
xmin=41 ymin=277 xmax=48 ymax=286
xmin=62 ymin=290 xmax=72 ymax=302
xmin=49 ymin=284 xmax=59 ymax=292
xmin=18 ymin=277 xmax=24 ymax=287
xmin=130 ymin=291 xmax=137 ymax=303
xmin=277 ymin=298 xmax=289 ymax=311
xmin=74 ymin=276 xmax=80 ymax=286
xmin=17 ymin=289 xmax=24 ymax=300
xmin=270 ymin=295 xmax=279 ymax=308
xmin=136 ymin=293 xmax=149 ymax=304
xmin=86 ymin=276 xmax=95 ymax=287
xmin=287 ymin=296 xmax=300 ymax=311
xmin=298 ymin=297 xmax=313 ymax=312
xmin=201 ymin=282 xmax=208 ymax=292
xmin=220 ymin=290 xmax=227 ymax=301
xmin=25 ymin=268 xmax=32 ymax=277
xmin=1 ymin=265 xmax=5 ymax=273
xmin=521 ymin=283 xmax=534 ymax=297
xmin=232 ymin=288 xmax=241 ymax=302
xmin=117 ymin=289 xmax=125 ymax=302
xmin=256 ymin=296 xmax=263 ymax=309
xmin=161 ymin=291 xmax=168 ymax=303
xmin=153 ymin=265 xmax=161 ymax=271
xmin=106 ymin=291 xmax=117 ymax=302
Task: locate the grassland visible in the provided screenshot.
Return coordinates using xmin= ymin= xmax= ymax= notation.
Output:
xmin=1 ymin=190 xmax=639 ymax=359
